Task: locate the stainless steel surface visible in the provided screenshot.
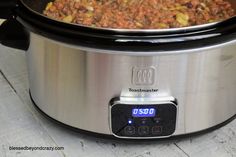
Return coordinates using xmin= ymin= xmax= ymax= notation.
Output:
xmin=27 ymin=32 xmax=236 ymax=136
xmin=21 ymin=0 xmax=236 ymax=34
xmin=109 ymin=97 xmax=178 ymax=139
xmin=24 ymin=31 xmax=236 ymax=56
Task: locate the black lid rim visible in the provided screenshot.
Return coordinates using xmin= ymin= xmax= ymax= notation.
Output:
xmin=14 ymin=1 xmax=236 ymax=52
xmin=20 ymin=0 xmax=224 ymax=35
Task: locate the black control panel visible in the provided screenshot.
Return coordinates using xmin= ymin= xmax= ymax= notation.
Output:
xmin=110 ymin=101 xmax=177 ymax=138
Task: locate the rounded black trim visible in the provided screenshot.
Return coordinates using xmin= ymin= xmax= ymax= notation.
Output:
xmin=10 ymin=1 xmax=236 ymax=52
xmin=0 ymin=18 xmax=29 ymax=50
xmin=29 ymin=91 xmax=236 ymax=142
xmin=20 ymin=0 xmax=223 ymax=35
xmin=0 ymin=0 xmax=17 ymax=19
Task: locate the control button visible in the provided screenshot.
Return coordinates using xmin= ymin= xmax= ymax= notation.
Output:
xmin=124 ymin=126 xmax=135 ymax=135
xmin=138 ymin=126 xmax=149 ymax=136
xmin=152 ymin=126 xmax=163 ymax=135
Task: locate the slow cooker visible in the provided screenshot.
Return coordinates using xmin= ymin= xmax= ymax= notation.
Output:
xmin=0 ymin=0 xmax=236 ymax=139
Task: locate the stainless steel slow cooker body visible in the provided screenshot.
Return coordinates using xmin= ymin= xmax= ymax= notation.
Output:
xmin=27 ymin=32 xmax=236 ymax=138
xmin=0 ymin=0 xmax=236 ymax=139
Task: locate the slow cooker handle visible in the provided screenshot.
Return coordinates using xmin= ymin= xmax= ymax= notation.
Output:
xmin=0 ymin=18 xmax=29 ymax=51
xmin=0 ymin=0 xmax=17 ymax=19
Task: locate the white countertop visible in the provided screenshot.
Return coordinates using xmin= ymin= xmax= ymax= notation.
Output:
xmin=0 ymin=40 xmax=236 ymax=157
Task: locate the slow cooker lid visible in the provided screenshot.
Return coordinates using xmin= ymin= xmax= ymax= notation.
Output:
xmin=20 ymin=0 xmax=236 ymax=34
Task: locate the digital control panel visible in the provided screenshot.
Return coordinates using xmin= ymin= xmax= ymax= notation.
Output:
xmin=110 ymin=99 xmax=177 ymax=138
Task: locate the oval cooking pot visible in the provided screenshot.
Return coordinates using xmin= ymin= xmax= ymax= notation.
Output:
xmin=0 ymin=0 xmax=236 ymax=139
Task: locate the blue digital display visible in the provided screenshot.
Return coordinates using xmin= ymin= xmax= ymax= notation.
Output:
xmin=132 ymin=108 xmax=156 ymax=117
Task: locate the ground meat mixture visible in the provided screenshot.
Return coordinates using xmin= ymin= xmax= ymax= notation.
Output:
xmin=44 ymin=0 xmax=235 ymax=29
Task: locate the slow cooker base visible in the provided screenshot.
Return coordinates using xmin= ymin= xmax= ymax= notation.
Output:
xmin=29 ymin=91 xmax=236 ymax=141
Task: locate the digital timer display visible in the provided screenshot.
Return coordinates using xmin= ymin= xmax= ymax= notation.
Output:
xmin=132 ymin=108 xmax=156 ymax=117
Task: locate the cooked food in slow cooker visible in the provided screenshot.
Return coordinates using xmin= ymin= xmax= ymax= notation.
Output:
xmin=44 ymin=0 xmax=235 ymax=29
